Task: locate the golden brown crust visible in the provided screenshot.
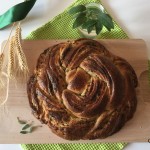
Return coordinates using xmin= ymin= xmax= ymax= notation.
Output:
xmin=27 ymin=38 xmax=138 ymax=140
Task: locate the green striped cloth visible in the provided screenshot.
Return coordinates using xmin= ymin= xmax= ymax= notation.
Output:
xmin=22 ymin=0 xmax=129 ymax=149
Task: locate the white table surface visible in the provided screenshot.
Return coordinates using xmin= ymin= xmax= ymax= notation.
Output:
xmin=101 ymin=0 xmax=150 ymax=58
xmin=0 ymin=0 xmax=150 ymax=149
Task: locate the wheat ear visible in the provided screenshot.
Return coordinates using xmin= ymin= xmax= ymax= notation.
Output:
xmin=0 ymin=23 xmax=15 ymax=108
xmin=14 ymin=23 xmax=29 ymax=80
xmin=7 ymin=36 xmax=16 ymax=79
xmin=0 ymin=53 xmax=5 ymax=89
xmin=0 ymin=53 xmax=4 ymax=73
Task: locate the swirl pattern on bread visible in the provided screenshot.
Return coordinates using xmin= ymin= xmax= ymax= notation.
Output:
xmin=27 ymin=38 xmax=138 ymax=140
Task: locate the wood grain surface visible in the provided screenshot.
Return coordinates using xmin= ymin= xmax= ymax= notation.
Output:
xmin=0 ymin=39 xmax=149 ymax=143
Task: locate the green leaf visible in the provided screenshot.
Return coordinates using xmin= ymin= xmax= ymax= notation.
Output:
xmin=82 ymin=20 xmax=97 ymax=29
xmin=20 ymin=125 xmax=42 ymax=134
xmin=86 ymin=7 xmax=102 ymax=15
xmin=68 ymin=5 xmax=86 ymax=15
xmin=95 ymin=21 xmax=103 ymax=35
xmin=17 ymin=117 xmax=27 ymax=125
xmin=106 ymin=14 xmax=114 ymax=28
xmin=99 ymin=13 xmax=114 ymax=31
xmin=87 ymin=23 xmax=95 ymax=34
xmin=86 ymin=7 xmax=103 ymax=20
xmin=20 ymin=131 xmax=29 ymax=134
xmin=87 ymin=25 xmax=94 ymax=34
xmin=81 ymin=20 xmax=97 ymax=34
xmin=22 ymin=123 xmax=32 ymax=130
xmin=73 ymin=11 xmax=86 ymax=19
xmin=73 ymin=12 xmax=86 ymax=28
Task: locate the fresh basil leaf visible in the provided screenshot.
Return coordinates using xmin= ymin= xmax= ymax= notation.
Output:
xmin=82 ymin=20 xmax=97 ymax=29
xmin=68 ymin=5 xmax=86 ymax=15
xmin=95 ymin=21 xmax=103 ymax=35
xmin=99 ymin=13 xmax=114 ymax=31
xmin=73 ymin=12 xmax=86 ymax=28
xmin=17 ymin=117 xmax=27 ymax=125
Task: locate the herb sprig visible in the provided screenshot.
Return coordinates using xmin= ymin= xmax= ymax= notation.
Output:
xmin=68 ymin=4 xmax=114 ymax=35
xmin=17 ymin=117 xmax=42 ymax=134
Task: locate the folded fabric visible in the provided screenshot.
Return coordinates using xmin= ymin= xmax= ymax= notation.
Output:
xmin=26 ymin=0 xmax=128 ymax=40
xmin=22 ymin=0 xmax=128 ymax=150
xmin=22 ymin=143 xmax=126 ymax=150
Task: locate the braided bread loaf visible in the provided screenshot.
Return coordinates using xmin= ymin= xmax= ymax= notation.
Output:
xmin=27 ymin=38 xmax=138 ymax=140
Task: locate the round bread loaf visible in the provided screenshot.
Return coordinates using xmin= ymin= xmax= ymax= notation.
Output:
xmin=27 ymin=38 xmax=138 ymax=140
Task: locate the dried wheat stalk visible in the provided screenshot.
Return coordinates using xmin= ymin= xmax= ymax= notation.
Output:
xmin=0 ymin=53 xmax=5 ymax=89
xmin=0 ymin=23 xmax=15 ymax=107
xmin=0 ymin=53 xmax=4 ymax=73
xmin=0 ymin=22 xmax=29 ymax=107
xmin=7 ymin=36 xmax=15 ymax=79
xmin=14 ymin=23 xmax=29 ymax=80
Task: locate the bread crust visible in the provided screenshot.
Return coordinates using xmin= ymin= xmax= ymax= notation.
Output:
xmin=27 ymin=38 xmax=138 ymax=140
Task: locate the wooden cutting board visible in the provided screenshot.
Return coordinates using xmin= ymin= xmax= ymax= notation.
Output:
xmin=0 ymin=39 xmax=149 ymax=143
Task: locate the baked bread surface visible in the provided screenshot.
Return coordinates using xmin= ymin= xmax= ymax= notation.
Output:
xmin=27 ymin=38 xmax=138 ymax=140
